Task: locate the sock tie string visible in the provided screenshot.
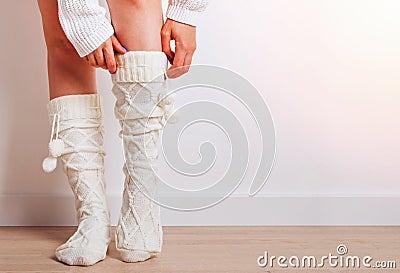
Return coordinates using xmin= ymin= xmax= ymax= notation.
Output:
xmin=42 ymin=112 xmax=64 ymax=173
xmin=42 ymin=108 xmax=104 ymax=173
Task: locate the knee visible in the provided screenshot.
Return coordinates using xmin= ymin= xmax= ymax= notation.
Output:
xmin=46 ymin=35 xmax=78 ymax=60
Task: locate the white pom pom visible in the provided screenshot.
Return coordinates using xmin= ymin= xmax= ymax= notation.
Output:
xmin=42 ymin=156 xmax=57 ymax=173
xmin=49 ymin=139 xmax=64 ymax=157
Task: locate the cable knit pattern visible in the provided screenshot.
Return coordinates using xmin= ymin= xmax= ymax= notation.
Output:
xmin=44 ymin=94 xmax=111 ymax=266
xmin=58 ymin=0 xmax=209 ymax=57
xmin=111 ymin=51 xmax=171 ymax=262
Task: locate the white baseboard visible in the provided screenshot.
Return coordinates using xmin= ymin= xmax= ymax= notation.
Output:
xmin=1 ymin=193 xmax=400 ymax=226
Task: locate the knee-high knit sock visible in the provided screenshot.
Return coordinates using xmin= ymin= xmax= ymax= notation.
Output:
xmin=111 ymin=51 xmax=173 ymax=262
xmin=42 ymin=94 xmax=111 ymax=266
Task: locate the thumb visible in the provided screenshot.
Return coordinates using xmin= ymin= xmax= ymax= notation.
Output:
xmin=111 ymin=35 xmax=127 ymax=54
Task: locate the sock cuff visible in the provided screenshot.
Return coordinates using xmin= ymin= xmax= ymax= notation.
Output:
xmin=47 ymin=94 xmax=102 ymax=123
xmin=112 ymin=51 xmax=168 ymax=83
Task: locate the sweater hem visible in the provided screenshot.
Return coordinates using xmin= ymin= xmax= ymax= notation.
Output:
xmin=74 ymin=21 xmax=114 ymax=57
xmin=166 ymin=5 xmax=203 ymax=26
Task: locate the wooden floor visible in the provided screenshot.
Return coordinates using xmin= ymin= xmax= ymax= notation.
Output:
xmin=0 ymin=226 xmax=399 ymax=273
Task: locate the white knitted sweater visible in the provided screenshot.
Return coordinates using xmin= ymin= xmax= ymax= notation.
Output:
xmin=58 ymin=0 xmax=209 ymax=57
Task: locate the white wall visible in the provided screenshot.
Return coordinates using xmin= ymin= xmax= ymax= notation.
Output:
xmin=1 ymin=0 xmax=400 ymax=226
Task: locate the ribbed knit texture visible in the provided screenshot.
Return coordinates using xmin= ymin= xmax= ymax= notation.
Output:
xmin=167 ymin=0 xmax=209 ymax=26
xmin=58 ymin=0 xmax=209 ymax=57
xmin=113 ymin=51 xmax=167 ymax=83
xmin=111 ymin=51 xmax=172 ymax=263
xmin=46 ymin=94 xmax=111 ymax=266
xmin=47 ymin=93 xmax=102 ymax=122
xmin=58 ymin=0 xmax=114 ymax=57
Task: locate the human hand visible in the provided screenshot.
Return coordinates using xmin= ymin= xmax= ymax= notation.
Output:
xmin=83 ymin=35 xmax=127 ymax=74
xmin=161 ymin=19 xmax=197 ymax=78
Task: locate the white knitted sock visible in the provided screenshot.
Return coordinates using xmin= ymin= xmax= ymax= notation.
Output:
xmin=42 ymin=94 xmax=111 ymax=266
xmin=111 ymin=51 xmax=173 ymax=263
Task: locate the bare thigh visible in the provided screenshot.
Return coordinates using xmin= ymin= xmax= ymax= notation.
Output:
xmin=37 ymin=0 xmax=96 ymax=100
xmin=107 ymin=0 xmax=164 ymax=51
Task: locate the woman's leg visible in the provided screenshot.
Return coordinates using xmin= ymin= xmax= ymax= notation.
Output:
xmin=38 ymin=1 xmax=110 ymax=267
xmin=107 ymin=0 xmax=164 ymax=51
xmin=37 ymin=0 xmax=96 ymax=99
xmin=107 ymin=0 xmax=168 ymax=263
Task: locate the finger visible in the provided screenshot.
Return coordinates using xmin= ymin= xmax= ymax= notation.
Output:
xmin=94 ymin=49 xmax=106 ymax=69
xmin=87 ymin=54 xmax=98 ymax=68
xmin=103 ymin=46 xmax=117 ymax=74
xmin=167 ymin=44 xmax=186 ymax=78
xmin=182 ymin=52 xmax=194 ymax=73
xmin=111 ymin=35 xmax=127 ymax=54
xmin=166 ymin=51 xmax=175 ymax=65
xmin=161 ymin=28 xmax=174 ymax=64
xmin=82 ymin=56 xmax=90 ymax=66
